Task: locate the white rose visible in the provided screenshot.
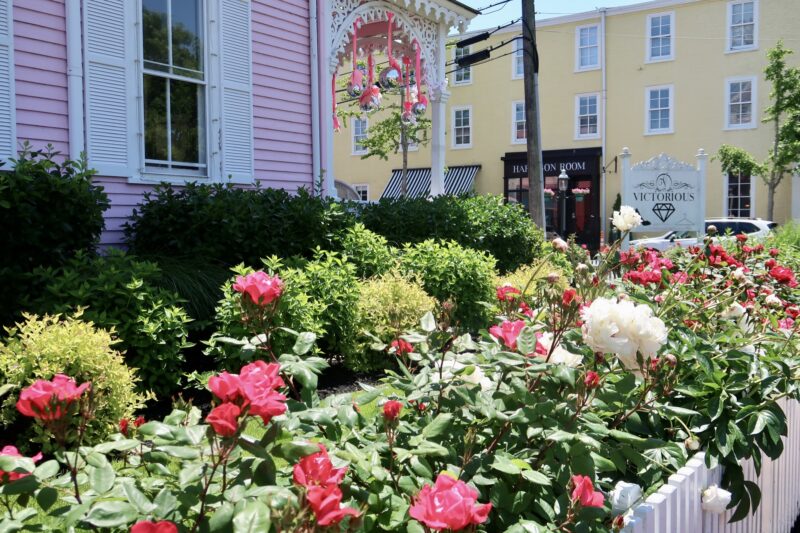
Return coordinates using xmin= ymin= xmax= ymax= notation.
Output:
xmin=552 ymin=238 xmax=568 ymax=252
xmin=434 ymin=359 xmax=493 ymax=391
xmin=702 ymin=485 xmax=732 ymax=514
xmin=732 ymin=268 xmax=747 ymax=282
xmin=610 ymin=481 xmax=642 ymax=514
xmin=612 ymin=206 xmax=643 ymax=232
xmin=721 ymin=303 xmax=746 ymax=319
xmin=538 ymin=332 xmax=583 ymax=367
xmin=765 ymin=294 xmax=783 ymax=308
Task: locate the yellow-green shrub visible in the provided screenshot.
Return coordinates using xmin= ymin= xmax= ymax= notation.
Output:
xmin=0 ymin=313 xmax=148 ymax=449
xmin=496 ymin=260 xmax=565 ymax=296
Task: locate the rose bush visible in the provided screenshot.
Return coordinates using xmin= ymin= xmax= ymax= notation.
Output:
xmin=0 ymin=207 xmax=798 ymax=531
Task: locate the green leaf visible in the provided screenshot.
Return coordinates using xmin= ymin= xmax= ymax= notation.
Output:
xmin=410 ymin=440 xmax=449 ymax=457
xmin=34 ymin=460 xmax=60 ymax=480
xmin=232 ymin=501 xmax=271 ymax=533
xmin=157 ymin=445 xmax=201 ymax=459
xmin=420 ymin=312 xmax=436 ymax=333
xmin=179 ymin=463 xmax=205 ymax=488
xmin=208 ymin=502 xmax=235 ymax=532
xmin=293 ymin=332 xmax=316 ymax=355
xmin=421 ymin=413 xmax=453 ymax=439
xmin=153 ymin=488 xmax=179 ymax=517
xmin=492 ymin=455 xmax=522 ymax=475
xmin=121 ymin=481 xmax=156 ymax=514
xmin=137 ymin=421 xmax=174 ymax=438
xmin=276 ymin=441 xmax=321 ymax=462
xmin=516 ymin=327 xmax=540 ymax=356
xmin=0 ymin=475 xmax=38 ymax=495
xmin=35 ymin=487 xmax=58 ymax=512
xmin=83 ymin=501 xmax=138 ymax=528
xmin=521 ymin=469 xmax=551 ymax=486
xmin=93 ymin=439 xmax=141 ymax=454
xmin=88 ymin=462 xmax=115 ymax=494
xmin=0 ymin=384 xmax=16 ymax=401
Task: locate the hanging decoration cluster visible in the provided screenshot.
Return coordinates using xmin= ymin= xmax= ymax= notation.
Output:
xmin=333 ymin=12 xmax=429 ymax=131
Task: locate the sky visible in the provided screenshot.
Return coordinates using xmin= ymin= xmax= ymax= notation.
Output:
xmin=459 ymin=0 xmax=648 ymax=30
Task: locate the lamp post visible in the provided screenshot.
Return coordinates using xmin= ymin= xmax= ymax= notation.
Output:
xmin=558 ymin=169 xmax=569 ymax=237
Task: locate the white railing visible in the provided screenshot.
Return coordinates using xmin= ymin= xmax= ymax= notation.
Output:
xmin=624 ymin=399 xmax=800 ymax=533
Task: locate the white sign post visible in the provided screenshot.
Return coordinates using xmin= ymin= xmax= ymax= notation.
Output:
xmin=620 ymin=148 xmax=707 ymax=238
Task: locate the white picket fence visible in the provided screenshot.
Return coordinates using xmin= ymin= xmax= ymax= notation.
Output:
xmin=624 ymin=399 xmax=800 ymax=533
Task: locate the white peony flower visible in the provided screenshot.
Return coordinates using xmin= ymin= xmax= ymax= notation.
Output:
xmin=685 ymin=437 xmax=701 ymax=451
xmin=552 ymin=238 xmax=569 ymax=252
xmin=765 ymin=294 xmax=783 ymax=308
xmin=612 ymin=206 xmax=643 ymax=232
xmin=732 ymin=268 xmax=747 ymax=282
xmin=537 ymin=332 xmax=583 ymax=367
xmin=610 ymin=481 xmax=643 ymax=514
xmin=434 ymin=359 xmax=493 ymax=391
xmin=702 ymin=485 xmax=732 ymax=514
xmin=581 ymin=297 xmax=667 ymax=370
xmin=720 ymin=302 xmax=746 ymax=319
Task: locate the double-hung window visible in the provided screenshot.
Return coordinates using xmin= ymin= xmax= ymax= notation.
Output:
xmin=512 ymin=102 xmax=525 ymax=143
xmin=454 ymin=46 xmax=472 ymax=85
xmin=354 ymin=184 xmax=369 ymax=202
xmin=575 ymin=25 xmax=600 ymax=71
xmin=352 ymin=118 xmax=368 ymax=154
xmin=726 ymin=172 xmax=753 ymax=217
xmin=575 ymin=94 xmax=600 ymax=139
xmin=452 ymin=107 xmax=472 ymax=149
xmin=645 ymin=85 xmax=673 ymax=135
xmin=725 ymin=77 xmax=757 ymax=129
xmin=142 ymin=0 xmax=206 ymax=176
xmin=646 ymin=12 xmax=674 ymax=62
xmin=512 ymin=36 xmax=524 ymax=79
xmin=727 ymin=1 xmax=757 ymax=52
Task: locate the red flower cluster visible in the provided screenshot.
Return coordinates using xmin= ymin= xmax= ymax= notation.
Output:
xmin=16 ymin=374 xmax=91 ymax=421
xmin=293 ymin=444 xmax=359 ymax=526
xmin=571 ymin=475 xmax=604 ymax=508
xmin=382 ymin=400 xmax=402 ymax=421
xmin=562 ymin=288 xmax=579 ymax=307
xmin=624 ymin=268 xmax=662 ymax=287
xmin=489 ymin=320 xmax=526 ymax=351
xmin=409 ymin=474 xmax=492 ymax=531
xmin=707 ymin=245 xmax=742 ymax=268
xmin=130 ymin=521 xmax=178 ymax=533
xmin=206 ymin=361 xmax=287 ymax=436
xmin=233 ymin=271 xmax=284 ymax=306
xmin=391 ymin=338 xmax=413 ymax=356
xmin=119 ymin=415 xmax=146 ymax=437
xmin=770 ymin=266 xmax=799 ymax=288
xmin=496 ymin=285 xmax=521 ymax=302
xmin=0 ymin=446 xmax=42 ymax=484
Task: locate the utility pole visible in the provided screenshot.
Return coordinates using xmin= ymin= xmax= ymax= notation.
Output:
xmin=522 ymin=0 xmax=546 ymax=229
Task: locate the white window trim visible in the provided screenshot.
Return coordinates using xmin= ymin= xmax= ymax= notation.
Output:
xmin=722 ymin=172 xmax=757 ymax=218
xmin=453 ymin=46 xmax=473 ymax=86
xmin=574 ymin=93 xmax=601 ymax=140
xmin=511 ymin=101 xmax=526 ymax=145
xmin=724 ymin=75 xmax=758 ymax=130
xmin=353 ymin=184 xmax=369 ymax=202
xmin=574 ymin=24 xmax=601 ymax=72
xmin=512 ymin=36 xmax=524 ymax=80
xmin=726 ymin=0 xmax=759 ymax=54
xmin=644 ymin=84 xmax=674 ymax=135
xmin=351 ymin=117 xmax=369 ymax=155
xmin=645 ymin=11 xmax=675 ymax=63
xmin=451 ymin=105 xmax=473 ymax=149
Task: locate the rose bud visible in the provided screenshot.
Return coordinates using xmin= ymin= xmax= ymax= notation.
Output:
xmin=552 ymin=238 xmax=568 ymax=252
xmin=707 ymin=225 xmax=718 ymax=236
xmin=770 ymin=248 xmax=779 ymax=257
xmin=547 ymin=272 xmax=560 ymax=284
xmin=685 ymin=437 xmax=701 ymax=451
xmin=663 ymin=354 xmax=678 ymax=368
xmin=584 ymin=371 xmax=601 ymax=389
xmin=382 ymin=400 xmax=402 ymax=421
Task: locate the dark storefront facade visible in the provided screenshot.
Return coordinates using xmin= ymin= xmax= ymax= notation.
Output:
xmin=502 ymin=148 xmax=602 ymax=250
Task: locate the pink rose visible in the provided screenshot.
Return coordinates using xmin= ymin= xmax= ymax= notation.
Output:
xmin=208 ymin=371 xmax=243 ymax=403
xmin=130 ymin=521 xmax=178 ymax=533
xmin=571 ymin=475 xmax=604 ymax=508
xmin=306 ymin=484 xmax=360 ymax=526
xmin=382 ymin=400 xmax=402 ymax=421
xmin=489 ymin=320 xmax=526 ymax=351
xmin=584 ymin=371 xmax=600 ymax=389
xmin=233 ymin=271 xmax=284 ymax=306
xmin=293 ymin=444 xmax=347 ymax=488
xmin=409 ymin=474 xmax=492 ymax=531
xmin=239 ymin=361 xmax=287 ymax=424
xmin=0 ymin=446 xmax=42 ymax=484
xmin=496 ymin=285 xmax=521 ymax=303
xmin=16 ymin=375 xmax=91 ymax=421
xmin=390 ymin=339 xmax=413 ymax=356
xmin=205 ymin=403 xmax=241 ymax=437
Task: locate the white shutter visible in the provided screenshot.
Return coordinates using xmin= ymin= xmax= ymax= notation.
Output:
xmin=82 ymin=0 xmax=139 ymax=177
xmin=0 ymin=0 xmax=15 ymax=162
xmin=219 ymin=0 xmax=254 ymax=183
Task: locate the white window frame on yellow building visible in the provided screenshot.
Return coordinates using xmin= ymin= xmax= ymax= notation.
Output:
xmin=574 ymin=23 xmax=600 ymax=72
xmin=726 ymin=0 xmax=758 ymax=53
xmin=644 ymin=84 xmax=674 ymax=135
xmin=724 ymin=75 xmax=758 ymax=130
xmin=575 ymin=93 xmax=601 ymax=141
xmin=512 ymin=36 xmax=524 ymax=80
xmin=353 ymin=183 xmax=369 ymax=202
xmin=453 ymin=45 xmax=473 ymax=86
xmin=723 ymin=171 xmax=756 ymax=218
xmin=511 ymin=101 xmax=526 ymax=144
xmin=351 ymin=117 xmax=369 ymax=155
xmin=645 ymin=11 xmax=674 ymax=63
xmin=452 ymin=106 xmax=473 ymax=149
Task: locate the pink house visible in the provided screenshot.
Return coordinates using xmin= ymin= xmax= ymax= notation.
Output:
xmin=5 ymin=0 xmax=475 ymax=245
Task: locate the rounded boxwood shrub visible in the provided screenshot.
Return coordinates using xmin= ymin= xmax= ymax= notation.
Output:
xmin=0 ymin=313 xmax=147 ymax=450
xmin=26 ymin=251 xmax=192 ymax=396
xmin=338 ymin=223 xmax=398 ymax=278
xmin=399 ymin=240 xmax=496 ymax=331
xmin=0 ymin=146 xmax=109 ymax=325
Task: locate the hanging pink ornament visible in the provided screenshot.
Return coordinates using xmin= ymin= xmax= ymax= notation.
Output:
xmin=359 ymin=53 xmax=381 ymax=112
xmin=379 ymin=13 xmax=402 ymax=89
xmin=347 ymin=21 xmax=364 ymax=98
xmin=401 ymin=100 xmax=416 ymax=125
xmin=332 ymin=71 xmax=341 ymax=132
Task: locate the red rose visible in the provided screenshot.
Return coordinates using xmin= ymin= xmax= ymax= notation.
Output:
xmin=765 ymin=258 xmax=777 ymax=269
xmin=786 ymin=306 xmax=800 ymax=319
xmin=770 ymin=266 xmax=799 ymax=288
xmin=208 ymin=371 xmax=243 ymax=403
xmin=382 ymin=400 xmax=402 ymax=421
xmin=584 ymin=371 xmax=600 ymax=389
xmin=562 ymin=288 xmax=578 ymax=307
xmin=119 ymin=418 xmax=129 ymax=437
xmin=518 ymin=302 xmax=535 ymax=318
xmin=496 ymin=285 xmax=521 ymax=302
xmin=306 ymin=484 xmax=360 ymax=526
xmin=409 ymin=474 xmax=492 ymax=531
xmin=390 ymin=339 xmax=413 ymax=356
xmin=206 ymin=403 xmax=241 ymax=437
xmin=0 ymin=446 xmax=42 ymax=484
xmin=570 ymin=475 xmax=604 ymax=508
xmin=770 ymin=248 xmax=779 ymax=257
xmin=134 ymin=415 xmax=146 ymax=428
xmin=239 ymin=361 xmax=287 ymax=424
xmin=130 ymin=521 xmax=178 ymax=533
xmin=489 ymin=320 xmax=526 ymax=351
xmin=736 ymin=233 xmax=748 ymax=243
xmin=233 ymin=271 xmax=284 ymax=306
xmin=293 ymin=444 xmax=347 ymax=488
xmin=16 ymin=374 xmax=91 ymax=421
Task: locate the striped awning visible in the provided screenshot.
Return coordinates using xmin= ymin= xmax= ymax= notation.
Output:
xmin=381 ymin=165 xmax=480 ymax=199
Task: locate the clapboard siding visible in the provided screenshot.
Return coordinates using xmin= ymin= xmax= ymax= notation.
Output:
xmin=13 ymin=0 xmax=69 ymax=153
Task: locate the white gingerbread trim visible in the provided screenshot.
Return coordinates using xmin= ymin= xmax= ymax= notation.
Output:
xmin=631 ymin=153 xmax=696 ymax=171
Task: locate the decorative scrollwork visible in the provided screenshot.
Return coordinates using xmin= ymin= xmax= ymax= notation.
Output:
xmin=631 ymin=153 xmax=696 ymax=171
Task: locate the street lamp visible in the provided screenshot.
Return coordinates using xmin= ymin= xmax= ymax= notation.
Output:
xmin=558 ymin=169 xmax=569 ymax=237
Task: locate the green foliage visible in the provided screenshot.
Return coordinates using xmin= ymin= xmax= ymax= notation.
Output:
xmin=400 ymin=240 xmax=496 ymax=331
xmin=0 ymin=314 xmax=147 ymax=448
xmin=770 ymin=221 xmax=800 ymax=253
xmin=496 ymin=260 xmax=564 ymax=295
xmin=349 ymin=104 xmax=431 ymax=161
xmin=716 ymin=144 xmax=766 ymax=177
xmin=0 ymin=146 xmax=109 ymax=324
xmin=352 ymin=273 xmax=436 ymax=371
xmin=25 ymin=251 xmax=192 ymax=396
xmin=124 ymin=184 xmax=355 ymax=267
xmin=358 ymin=195 xmax=543 ymax=272
xmin=338 ymin=223 xmax=398 ymax=278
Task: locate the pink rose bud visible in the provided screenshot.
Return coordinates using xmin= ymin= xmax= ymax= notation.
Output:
xmin=552 ymin=238 xmax=568 ymax=252
xmin=584 ymin=371 xmax=600 ymax=389
xmin=382 ymin=400 xmax=402 ymax=421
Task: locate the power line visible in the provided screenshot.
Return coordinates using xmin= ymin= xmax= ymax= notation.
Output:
xmin=447 ymin=34 xmax=518 ymax=66
xmin=474 ymin=0 xmax=513 ymax=13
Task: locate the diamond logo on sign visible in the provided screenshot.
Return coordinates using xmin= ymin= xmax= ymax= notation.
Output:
xmin=652 ymin=203 xmax=676 ymax=222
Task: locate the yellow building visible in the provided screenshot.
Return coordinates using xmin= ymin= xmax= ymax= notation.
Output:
xmin=334 ymin=0 xmax=800 ymax=248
